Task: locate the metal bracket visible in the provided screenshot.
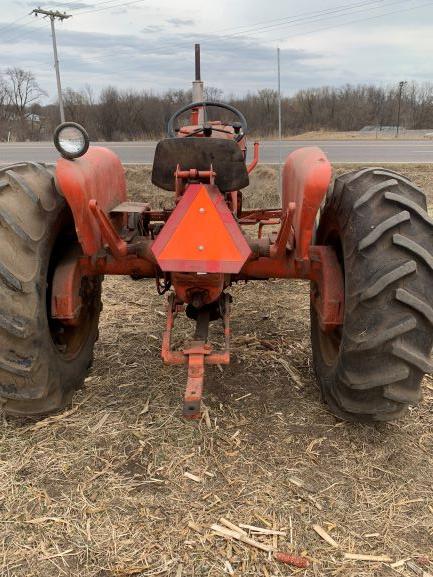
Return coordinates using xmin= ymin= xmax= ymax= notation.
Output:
xmin=309 ymin=245 xmax=344 ymax=332
xmin=51 ymin=245 xmax=84 ymax=326
xmin=89 ymin=199 xmax=128 ymax=258
xmin=161 ymin=293 xmax=231 ymax=418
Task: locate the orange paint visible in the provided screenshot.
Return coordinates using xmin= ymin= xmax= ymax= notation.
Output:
xmin=152 ymin=183 xmax=251 ymax=273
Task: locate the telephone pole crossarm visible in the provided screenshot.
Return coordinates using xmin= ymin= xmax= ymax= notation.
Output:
xmin=32 ymin=7 xmax=71 ymax=20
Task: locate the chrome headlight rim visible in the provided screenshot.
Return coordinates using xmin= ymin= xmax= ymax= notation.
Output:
xmin=53 ymin=122 xmax=90 ymax=160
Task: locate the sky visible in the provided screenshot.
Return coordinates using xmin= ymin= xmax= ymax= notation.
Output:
xmin=0 ymin=0 xmax=432 ymax=103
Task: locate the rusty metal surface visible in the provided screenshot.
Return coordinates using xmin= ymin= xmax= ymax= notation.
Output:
xmin=183 ymin=345 xmax=205 ymax=418
xmin=171 ymin=272 xmax=226 ymax=306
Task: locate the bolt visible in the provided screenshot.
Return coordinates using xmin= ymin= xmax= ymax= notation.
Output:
xmin=197 ymin=245 xmax=204 ymax=251
xmin=199 ymin=207 xmax=205 ymax=213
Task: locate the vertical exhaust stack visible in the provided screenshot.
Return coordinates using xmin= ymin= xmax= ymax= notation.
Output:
xmin=192 ymin=43 xmax=204 ymax=123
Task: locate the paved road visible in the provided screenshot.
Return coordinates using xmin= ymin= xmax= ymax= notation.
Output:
xmin=1 ymin=140 xmax=433 ymax=165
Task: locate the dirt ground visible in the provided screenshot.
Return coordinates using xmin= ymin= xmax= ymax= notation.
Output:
xmin=1 ymin=164 xmax=433 ymax=577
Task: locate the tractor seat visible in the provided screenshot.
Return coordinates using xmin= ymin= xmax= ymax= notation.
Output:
xmin=151 ymin=137 xmax=249 ymax=193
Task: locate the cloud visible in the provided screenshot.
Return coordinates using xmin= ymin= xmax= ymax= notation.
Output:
xmin=166 ymin=18 xmax=195 ymax=27
xmin=111 ymin=8 xmax=128 ymax=15
xmin=141 ymin=24 xmax=164 ymax=33
xmin=2 ymin=2 xmax=433 ymax=104
xmin=0 ymin=21 xmax=321 ymax=101
xmin=24 ymin=0 xmax=91 ymax=8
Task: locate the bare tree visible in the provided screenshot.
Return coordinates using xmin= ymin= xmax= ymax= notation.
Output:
xmin=0 ymin=77 xmax=10 ymax=118
xmin=5 ymin=67 xmax=46 ymax=121
xmin=5 ymin=71 xmax=433 ymax=141
xmin=204 ymin=86 xmax=223 ymax=101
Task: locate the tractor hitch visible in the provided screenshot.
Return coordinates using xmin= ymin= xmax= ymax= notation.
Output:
xmin=162 ymin=292 xmax=231 ymax=418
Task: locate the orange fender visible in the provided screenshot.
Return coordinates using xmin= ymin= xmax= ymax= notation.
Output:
xmin=282 ymin=146 xmax=332 ymax=263
xmin=56 ymin=147 xmax=126 ymax=256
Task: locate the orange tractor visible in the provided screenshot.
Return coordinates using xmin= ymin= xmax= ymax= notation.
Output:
xmin=1 ymin=53 xmax=433 ymax=422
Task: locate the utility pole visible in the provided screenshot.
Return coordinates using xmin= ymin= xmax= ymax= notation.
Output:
xmin=396 ymin=80 xmax=407 ymax=138
xmin=32 ymin=7 xmax=71 ymax=123
xmin=192 ymin=43 xmax=204 ymax=123
xmin=277 ymin=47 xmax=282 ymax=198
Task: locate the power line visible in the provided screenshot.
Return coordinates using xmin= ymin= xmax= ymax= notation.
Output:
xmin=273 ymin=0 xmax=433 ymax=42
xmin=0 ymin=0 xmax=403 ymax=56
xmin=76 ymin=0 xmax=432 ymax=78
xmin=229 ymin=0 xmax=403 ymax=37
xmin=221 ymin=0 xmax=376 ymax=33
xmin=103 ymin=0 xmax=407 ymax=59
xmin=73 ymin=0 xmax=412 ymax=67
xmin=71 ymin=0 xmax=126 ymax=10
xmin=73 ymin=0 xmax=147 ymax=15
xmin=0 ymin=15 xmax=41 ymax=43
xmin=5 ymin=0 xmax=431 ymax=95
xmin=0 ymin=0 xmax=139 ymax=42
xmin=1 ymin=18 xmax=46 ymax=45
xmin=0 ymin=13 xmax=32 ymax=35
xmin=61 ymin=0 xmax=405 ymax=66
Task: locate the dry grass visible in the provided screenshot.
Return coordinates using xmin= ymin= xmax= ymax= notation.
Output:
xmin=125 ymin=163 xmax=282 ymax=209
xmin=124 ymin=163 xmax=433 ymax=210
xmin=1 ymin=164 xmax=433 ymax=577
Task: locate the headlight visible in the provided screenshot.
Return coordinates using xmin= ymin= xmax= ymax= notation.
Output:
xmin=54 ymin=122 xmax=89 ymax=159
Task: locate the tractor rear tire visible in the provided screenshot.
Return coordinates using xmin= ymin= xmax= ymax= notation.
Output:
xmin=0 ymin=162 xmax=102 ymax=416
xmin=311 ymin=167 xmax=433 ymax=422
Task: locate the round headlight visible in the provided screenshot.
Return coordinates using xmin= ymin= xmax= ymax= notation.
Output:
xmin=53 ymin=122 xmax=90 ymax=159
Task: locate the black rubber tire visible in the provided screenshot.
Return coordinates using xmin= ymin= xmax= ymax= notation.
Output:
xmin=311 ymin=167 xmax=433 ymax=422
xmin=0 ymin=162 xmax=102 ymax=416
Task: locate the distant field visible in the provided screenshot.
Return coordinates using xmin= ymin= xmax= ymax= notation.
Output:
xmin=125 ymin=163 xmax=433 ymax=209
xmin=285 ymin=130 xmax=433 ymax=141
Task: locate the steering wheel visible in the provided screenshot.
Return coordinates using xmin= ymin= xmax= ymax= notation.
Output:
xmin=167 ymin=100 xmax=248 ymax=142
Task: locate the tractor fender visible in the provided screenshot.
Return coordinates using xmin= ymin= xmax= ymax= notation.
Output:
xmin=282 ymin=146 xmax=332 ymax=263
xmin=55 ymin=147 xmax=127 ymax=256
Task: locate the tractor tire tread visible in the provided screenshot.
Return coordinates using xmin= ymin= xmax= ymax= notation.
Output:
xmin=395 ymin=288 xmax=433 ymax=325
xmin=385 ymin=191 xmax=433 ymax=226
xmin=311 ymin=167 xmax=433 ymax=422
xmin=0 ymin=162 xmax=101 ymax=416
xmin=393 ymin=234 xmax=433 ymax=270
xmin=358 ymin=210 xmax=410 ymax=250
xmin=359 ymin=260 xmax=416 ymax=302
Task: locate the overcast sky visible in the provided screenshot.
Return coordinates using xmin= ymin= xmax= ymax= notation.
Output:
xmin=1 ymin=0 xmax=432 ymax=102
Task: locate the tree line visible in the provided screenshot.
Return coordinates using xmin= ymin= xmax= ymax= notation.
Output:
xmin=1 ymin=67 xmax=433 ymax=141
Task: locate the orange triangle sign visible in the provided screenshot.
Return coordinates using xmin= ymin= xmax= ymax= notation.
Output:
xmin=152 ymin=184 xmax=251 ymax=273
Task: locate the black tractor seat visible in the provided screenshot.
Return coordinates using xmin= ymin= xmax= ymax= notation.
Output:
xmin=151 ymin=137 xmax=250 ymax=193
